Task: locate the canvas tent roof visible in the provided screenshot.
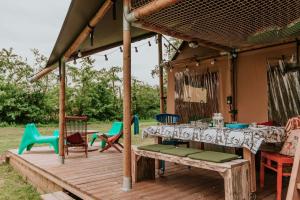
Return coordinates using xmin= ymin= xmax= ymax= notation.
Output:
xmin=46 ymin=0 xmax=154 ymax=69
xmin=36 ymin=0 xmax=300 ymax=81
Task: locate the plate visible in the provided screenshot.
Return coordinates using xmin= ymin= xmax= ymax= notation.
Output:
xmin=249 ymin=125 xmax=268 ymax=130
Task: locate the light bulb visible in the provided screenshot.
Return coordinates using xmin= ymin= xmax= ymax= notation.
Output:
xmin=78 ymin=50 xmax=82 ymax=58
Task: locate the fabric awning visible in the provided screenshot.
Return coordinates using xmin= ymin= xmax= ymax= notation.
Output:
xmin=46 ymin=0 xmax=153 ymax=68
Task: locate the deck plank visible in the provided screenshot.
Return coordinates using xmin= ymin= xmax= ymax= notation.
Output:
xmin=7 ymin=146 xmax=286 ymax=200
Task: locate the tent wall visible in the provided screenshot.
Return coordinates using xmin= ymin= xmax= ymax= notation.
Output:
xmin=167 ymin=43 xmax=295 ymax=123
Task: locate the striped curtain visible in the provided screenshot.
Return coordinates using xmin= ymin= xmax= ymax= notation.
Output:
xmin=267 ymin=60 xmax=300 ymax=125
xmin=175 ymin=70 xmax=219 ymax=123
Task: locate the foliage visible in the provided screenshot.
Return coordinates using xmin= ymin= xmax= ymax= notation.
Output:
xmin=0 ymin=48 xmax=160 ymax=124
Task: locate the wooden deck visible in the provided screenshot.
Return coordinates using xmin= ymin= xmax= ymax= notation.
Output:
xmin=6 ymin=146 xmax=287 ymax=200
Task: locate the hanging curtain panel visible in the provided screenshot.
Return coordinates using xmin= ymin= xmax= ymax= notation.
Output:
xmin=175 ymin=70 xmax=219 ymax=122
xmin=267 ymin=59 xmax=300 ymax=125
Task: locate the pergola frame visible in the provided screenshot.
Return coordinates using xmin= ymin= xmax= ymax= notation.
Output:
xmin=29 ymin=0 xmax=300 ymax=195
xmin=53 ymin=0 xmax=172 ymax=191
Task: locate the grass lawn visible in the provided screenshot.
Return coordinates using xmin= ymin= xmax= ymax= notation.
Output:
xmin=0 ymin=120 xmax=156 ymax=199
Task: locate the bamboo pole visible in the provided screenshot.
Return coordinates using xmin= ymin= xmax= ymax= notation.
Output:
xmin=158 ymin=34 xmax=164 ymax=114
xmin=30 ymin=0 xmax=113 ymax=82
xmin=126 ymin=0 xmax=181 ymax=22
xmin=58 ymin=59 xmax=66 ymax=164
xmin=122 ymin=0 xmax=132 ymax=192
xmin=155 ymin=34 xmax=163 ymax=172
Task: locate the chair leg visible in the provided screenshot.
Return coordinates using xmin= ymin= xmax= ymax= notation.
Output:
xmin=116 ymin=142 xmax=123 ymax=148
xmin=110 ymin=142 xmax=122 ymax=153
xmin=260 ymin=156 xmax=265 ymax=189
xmin=26 ymin=144 xmax=34 ymax=151
xmin=277 ymin=163 xmax=283 ymax=200
xmin=100 ymin=144 xmax=111 ymax=152
xmin=66 ymin=146 xmax=69 ymax=155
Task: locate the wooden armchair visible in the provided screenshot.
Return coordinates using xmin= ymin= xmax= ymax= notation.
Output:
xmin=65 ymin=116 xmax=88 ymax=158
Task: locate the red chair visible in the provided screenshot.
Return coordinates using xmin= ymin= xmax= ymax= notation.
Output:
xmin=259 ymin=119 xmax=299 ymax=200
xmin=260 ymin=151 xmax=293 ymax=200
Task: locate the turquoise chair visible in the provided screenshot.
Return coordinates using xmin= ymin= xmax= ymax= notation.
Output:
xmin=18 ymin=123 xmax=59 ymax=155
xmin=90 ymin=121 xmax=123 ymax=148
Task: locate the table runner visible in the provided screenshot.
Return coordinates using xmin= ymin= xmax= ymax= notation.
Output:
xmin=142 ymin=125 xmax=285 ymax=154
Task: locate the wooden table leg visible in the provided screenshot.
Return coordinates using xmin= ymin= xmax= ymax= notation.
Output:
xmin=243 ymin=148 xmax=257 ymax=193
xmin=155 ymin=137 xmax=162 ymax=176
xmin=222 ymin=164 xmax=250 ymax=200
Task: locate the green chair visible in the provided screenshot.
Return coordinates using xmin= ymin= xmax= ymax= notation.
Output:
xmin=18 ymin=123 xmax=59 ymax=155
xmin=90 ymin=121 xmax=123 ymax=148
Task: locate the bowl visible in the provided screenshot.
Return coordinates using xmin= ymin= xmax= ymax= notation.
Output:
xmin=225 ymin=123 xmax=249 ymax=129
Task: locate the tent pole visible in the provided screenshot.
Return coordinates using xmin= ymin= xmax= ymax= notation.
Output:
xmin=122 ymin=0 xmax=132 ymax=192
xmin=158 ymin=34 xmax=164 ymax=114
xmin=58 ymin=58 xmax=66 ymax=164
xmin=155 ymin=34 xmax=163 ymax=171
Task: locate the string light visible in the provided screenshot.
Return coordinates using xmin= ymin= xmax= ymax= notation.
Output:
xmin=77 ymin=50 xmax=82 ymax=58
xmin=211 ymin=59 xmax=216 ymax=65
xmin=185 ymin=65 xmax=189 ymax=72
xmin=93 ymin=36 xmax=170 ymax=61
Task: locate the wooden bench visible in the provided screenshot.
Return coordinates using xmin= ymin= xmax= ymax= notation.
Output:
xmin=132 ymin=146 xmax=250 ymax=200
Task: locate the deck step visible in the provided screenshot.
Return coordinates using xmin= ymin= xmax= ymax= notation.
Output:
xmin=41 ymin=191 xmax=74 ymax=200
xmin=297 ymin=183 xmax=300 ymax=190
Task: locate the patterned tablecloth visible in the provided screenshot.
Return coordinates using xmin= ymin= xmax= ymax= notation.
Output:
xmin=142 ymin=125 xmax=286 ymax=154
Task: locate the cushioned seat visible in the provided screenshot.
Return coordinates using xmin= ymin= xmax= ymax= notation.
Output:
xmin=188 ymin=151 xmax=239 ymax=163
xmin=160 ymin=147 xmax=203 ymax=157
xmin=138 ymin=144 xmax=175 ymax=152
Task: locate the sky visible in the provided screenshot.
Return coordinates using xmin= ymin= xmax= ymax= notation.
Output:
xmin=0 ymin=0 xmax=163 ymax=85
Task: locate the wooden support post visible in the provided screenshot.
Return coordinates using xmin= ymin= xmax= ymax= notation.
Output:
xmin=122 ymin=0 xmax=132 ymax=192
xmin=155 ymin=34 xmax=163 ymax=172
xmin=221 ymin=164 xmax=250 ymax=200
xmin=58 ymin=59 xmax=66 ymax=164
xmin=158 ymin=34 xmax=164 ymax=114
xmin=243 ymin=148 xmax=256 ymax=193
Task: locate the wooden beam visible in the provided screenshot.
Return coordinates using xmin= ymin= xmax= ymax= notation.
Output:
xmin=30 ymin=0 xmax=113 ymax=82
xmin=64 ymin=0 xmax=113 ymax=59
xmin=126 ymin=0 xmax=182 ymax=22
xmin=58 ymin=59 xmax=66 ymax=164
xmin=122 ymin=0 xmax=132 ymax=192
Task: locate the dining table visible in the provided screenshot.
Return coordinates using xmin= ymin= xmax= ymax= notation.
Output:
xmin=142 ymin=124 xmax=286 ymax=193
